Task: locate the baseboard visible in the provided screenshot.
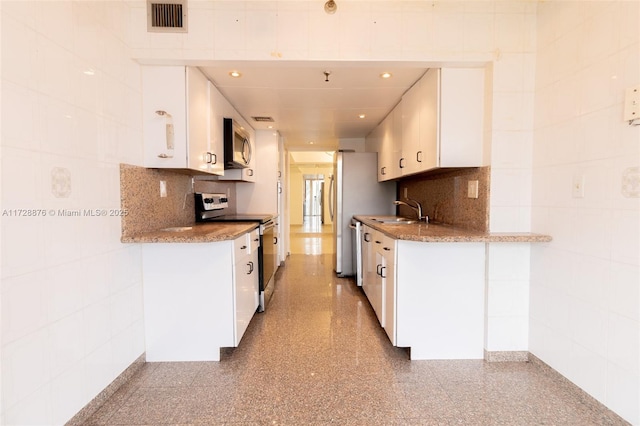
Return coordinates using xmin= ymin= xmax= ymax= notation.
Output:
xmin=65 ymin=353 xmax=145 ymax=426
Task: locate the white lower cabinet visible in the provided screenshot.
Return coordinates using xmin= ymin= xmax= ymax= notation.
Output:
xmin=395 ymin=241 xmax=485 ymax=359
xmin=142 ymin=230 xmax=259 ymax=361
xmin=361 ymin=235 xmax=485 ymax=360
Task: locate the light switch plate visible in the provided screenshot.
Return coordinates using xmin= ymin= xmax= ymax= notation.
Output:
xmin=623 ymin=85 xmax=640 ymax=122
xmin=467 ymin=180 xmax=479 ymax=199
xmin=160 ymin=180 xmax=167 ymax=197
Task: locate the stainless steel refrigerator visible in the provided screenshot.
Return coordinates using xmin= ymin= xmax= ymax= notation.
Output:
xmin=330 ymin=151 xmax=396 ymax=277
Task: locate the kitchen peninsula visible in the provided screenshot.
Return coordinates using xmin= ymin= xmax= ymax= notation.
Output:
xmin=354 ymin=215 xmax=551 ymax=361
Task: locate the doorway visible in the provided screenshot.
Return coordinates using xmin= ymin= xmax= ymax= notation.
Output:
xmin=288 ymin=151 xmax=335 ymax=255
xmin=303 ymin=175 xmax=324 ymax=232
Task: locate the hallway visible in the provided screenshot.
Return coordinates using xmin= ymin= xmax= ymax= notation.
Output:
xmin=84 ymin=252 xmax=626 ymax=425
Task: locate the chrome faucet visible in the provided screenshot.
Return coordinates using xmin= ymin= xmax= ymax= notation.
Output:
xmin=393 ymin=198 xmax=428 ymax=222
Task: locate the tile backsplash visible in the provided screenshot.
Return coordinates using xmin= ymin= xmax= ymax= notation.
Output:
xmin=119 ymin=164 xmax=236 ymax=237
xmin=397 ymin=167 xmax=490 ymax=232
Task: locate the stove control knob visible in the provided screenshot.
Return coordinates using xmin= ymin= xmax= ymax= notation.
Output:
xmin=203 ymin=198 xmax=214 ymax=204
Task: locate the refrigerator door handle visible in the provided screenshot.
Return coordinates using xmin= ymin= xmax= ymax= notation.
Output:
xmin=329 ymin=174 xmax=335 ymax=221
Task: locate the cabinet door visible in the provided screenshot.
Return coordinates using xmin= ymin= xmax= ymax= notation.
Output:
xmin=369 ymin=231 xmax=385 ymax=325
xmin=186 ymin=67 xmax=210 ymax=172
xmin=361 ymin=225 xmax=375 ymax=297
xmin=365 ymin=122 xmax=384 ymax=181
xmin=391 ymin=106 xmax=403 ymax=179
xmin=382 ymin=235 xmax=396 ymax=345
xmin=377 ymin=112 xmax=400 ymax=181
xmin=401 ymin=81 xmax=421 ymax=175
xmin=417 ymin=68 xmax=439 ymax=172
xmin=233 ymin=233 xmax=259 ymax=346
xmin=207 ymin=81 xmax=226 ymax=175
xmin=439 ymin=68 xmax=485 ymax=167
xmin=396 ymin=241 xmax=485 ymax=359
xmin=141 ymin=66 xmax=188 ymax=168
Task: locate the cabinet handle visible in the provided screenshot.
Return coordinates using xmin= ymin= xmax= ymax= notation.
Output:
xmin=254 ymin=238 xmax=259 ymax=242
xmin=274 ymin=237 xmax=278 ymax=245
xmin=381 ymin=167 xmax=386 ymax=175
xmin=241 ymin=245 xmax=247 ymax=250
xmin=205 ymin=152 xmax=217 ymax=164
xmin=375 ymin=240 xmax=382 ymax=244
xmin=247 ymin=261 xmax=254 ymax=274
xmin=376 ymin=264 xmax=382 ymax=276
xmin=383 ymin=247 xmax=391 ymax=251
xmin=399 ymin=158 xmax=405 ymax=169
xmin=416 ymin=151 xmax=422 ymax=163
xmin=247 ymin=169 xmax=254 ymax=176
xmin=364 ymin=233 xmax=371 ymax=242
xmin=381 ymin=266 xmax=386 ymax=278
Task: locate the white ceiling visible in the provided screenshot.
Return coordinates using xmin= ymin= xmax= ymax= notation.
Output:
xmin=199 ymin=61 xmax=427 ymax=153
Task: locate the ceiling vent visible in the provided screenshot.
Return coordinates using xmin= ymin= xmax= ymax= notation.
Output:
xmin=252 ymin=116 xmax=275 ymax=123
xmin=147 ymin=0 xmax=188 ymax=33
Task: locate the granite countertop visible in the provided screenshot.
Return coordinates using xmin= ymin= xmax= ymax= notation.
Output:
xmin=121 ymin=222 xmax=259 ymax=243
xmin=354 ymin=216 xmax=552 ymax=243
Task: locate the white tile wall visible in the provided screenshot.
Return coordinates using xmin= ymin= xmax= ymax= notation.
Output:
xmin=2 ymin=0 xmax=637 ymax=424
xmin=1 ymin=1 xmax=144 ymax=424
xmin=531 ymin=1 xmax=640 ymax=424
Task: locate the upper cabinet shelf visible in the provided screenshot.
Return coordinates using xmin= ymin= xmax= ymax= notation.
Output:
xmin=368 ymin=67 xmax=488 ymax=182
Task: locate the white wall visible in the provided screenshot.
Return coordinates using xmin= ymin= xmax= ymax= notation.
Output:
xmin=1 ymin=1 xmax=144 ymax=424
xmin=530 ymin=2 xmax=640 ymax=424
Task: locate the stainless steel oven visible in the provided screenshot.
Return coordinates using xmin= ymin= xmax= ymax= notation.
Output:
xmin=259 ymin=219 xmax=277 ymax=312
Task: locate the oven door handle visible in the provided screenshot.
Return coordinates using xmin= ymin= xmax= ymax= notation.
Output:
xmin=262 ymin=221 xmax=275 ymax=232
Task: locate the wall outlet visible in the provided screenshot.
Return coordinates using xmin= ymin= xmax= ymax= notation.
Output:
xmin=572 ymin=175 xmax=585 ymax=198
xmin=467 ymin=180 xmax=479 ymax=199
xmin=160 ymin=180 xmax=167 ymax=198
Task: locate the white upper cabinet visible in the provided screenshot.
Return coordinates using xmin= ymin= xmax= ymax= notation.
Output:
xmin=400 ymin=69 xmax=439 ymax=175
xmin=372 ymin=106 xmax=402 ymax=181
xmin=370 ymin=67 xmax=486 ymax=182
xmin=438 ymin=68 xmax=485 ymax=168
xmin=142 ymin=66 xmax=223 ymax=175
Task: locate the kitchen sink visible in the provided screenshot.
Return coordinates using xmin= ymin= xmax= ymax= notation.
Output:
xmin=369 ymin=217 xmax=418 ymax=225
xmin=160 ymin=226 xmax=193 ymax=232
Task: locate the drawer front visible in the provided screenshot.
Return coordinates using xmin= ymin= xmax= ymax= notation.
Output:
xmin=249 ymin=228 xmax=260 ymax=253
xmin=234 ymin=233 xmax=250 ymax=260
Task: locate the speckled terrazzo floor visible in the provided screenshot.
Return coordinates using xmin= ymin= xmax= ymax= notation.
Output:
xmin=84 ymin=253 xmax=627 ymax=425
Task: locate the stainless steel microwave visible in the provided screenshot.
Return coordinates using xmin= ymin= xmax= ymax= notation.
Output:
xmin=223 ymin=118 xmax=251 ymax=169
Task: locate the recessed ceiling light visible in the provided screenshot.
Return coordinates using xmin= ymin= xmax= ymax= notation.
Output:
xmin=229 ymin=71 xmax=241 ymax=78
xmin=380 ymin=72 xmax=392 ymax=79
xmin=359 ymin=114 xmax=366 ymax=119
xmin=83 ymin=68 xmax=95 ymax=76
xmin=308 ymin=141 xmax=314 ymax=145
